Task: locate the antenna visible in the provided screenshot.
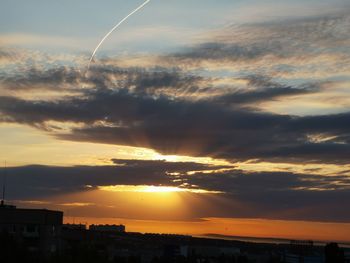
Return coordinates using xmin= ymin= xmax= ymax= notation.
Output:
xmin=1 ymin=161 xmax=6 ymax=206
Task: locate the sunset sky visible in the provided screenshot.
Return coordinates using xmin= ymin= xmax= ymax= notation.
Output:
xmin=1 ymin=0 xmax=350 ymax=242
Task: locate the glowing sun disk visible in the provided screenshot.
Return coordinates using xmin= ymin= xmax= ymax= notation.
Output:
xmin=97 ymin=185 xmax=222 ymax=194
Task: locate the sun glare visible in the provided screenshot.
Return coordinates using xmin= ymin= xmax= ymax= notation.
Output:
xmin=98 ymin=185 xmax=184 ymax=193
xmin=97 ymin=185 xmax=222 ymax=194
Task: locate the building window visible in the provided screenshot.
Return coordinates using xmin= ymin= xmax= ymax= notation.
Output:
xmin=26 ymin=224 xmax=37 ymax=233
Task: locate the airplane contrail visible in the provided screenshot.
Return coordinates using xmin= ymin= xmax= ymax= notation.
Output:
xmin=88 ymin=0 xmax=151 ymax=69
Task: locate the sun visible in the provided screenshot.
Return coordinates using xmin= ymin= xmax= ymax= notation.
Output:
xmin=140 ymin=185 xmax=185 ymax=193
xmin=97 ymin=185 xmax=186 ymax=193
xmin=97 ymin=185 xmax=222 ymax=194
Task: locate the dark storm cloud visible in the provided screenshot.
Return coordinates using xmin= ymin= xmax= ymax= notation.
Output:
xmin=1 ymin=63 xmax=209 ymax=99
xmin=0 ymin=50 xmax=12 ymax=60
xmin=122 ymin=69 xmax=204 ymax=95
xmin=1 ymin=48 xmax=322 ymax=101
xmin=213 ymin=75 xmax=319 ymax=105
xmin=290 ymin=112 xmax=350 ymax=133
xmin=110 ymin=158 xmax=233 ymax=173
xmin=186 ymin=170 xmax=350 ymax=194
xmin=2 ymin=161 xmax=350 ymax=222
xmin=1 ymin=66 xmax=82 ymax=90
xmin=0 ymin=83 xmax=349 ymax=164
xmin=172 ymin=41 xmax=278 ymax=61
xmin=1 ymin=160 xmax=229 ymax=199
xmin=184 ymin=170 xmax=350 ymax=222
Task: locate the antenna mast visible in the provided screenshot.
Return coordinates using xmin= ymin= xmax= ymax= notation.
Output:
xmin=1 ymin=161 xmax=6 ymax=206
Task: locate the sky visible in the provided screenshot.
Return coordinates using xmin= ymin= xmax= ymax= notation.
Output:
xmin=1 ymin=0 xmax=350 ymax=242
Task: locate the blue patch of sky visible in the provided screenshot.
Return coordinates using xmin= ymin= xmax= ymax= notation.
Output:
xmin=2 ymin=0 xmax=348 ymax=53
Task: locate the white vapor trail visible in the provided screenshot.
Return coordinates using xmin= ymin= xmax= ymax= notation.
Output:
xmin=88 ymin=0 xmax=151 ymax=69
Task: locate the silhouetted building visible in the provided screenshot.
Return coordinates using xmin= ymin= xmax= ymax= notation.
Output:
xmin=282 ymin=240 xmax=325 ymax=263
xmin=0 ymin=204 xmax=63 ymax=255
xmin=89 ymin=224 xmax=125 ymax=233
xmin=325 ymin=243 xmax=345 ymax=263
xmin=345 ymin=249 xmax=350 ymax=263
xmin=63 ymin=223 xmax=87 ymax=230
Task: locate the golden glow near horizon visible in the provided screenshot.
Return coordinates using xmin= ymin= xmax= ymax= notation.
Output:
xmin=63 ymin=216 xmax=350 ymax=243
xmin=98 ymin=185 xmax=223 ymax=194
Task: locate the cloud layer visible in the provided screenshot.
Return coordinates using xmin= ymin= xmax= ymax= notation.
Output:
xmin=1 ymin=10 xmax=350 ymax=223
xmin=2 ymin=160 xmax=350 ymax=222
xmin=0 ymin=75 xmax=349 ymax=164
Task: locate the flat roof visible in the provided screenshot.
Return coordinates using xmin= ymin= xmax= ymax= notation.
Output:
xmin=0 ymin=206 xmax=63 ymax=225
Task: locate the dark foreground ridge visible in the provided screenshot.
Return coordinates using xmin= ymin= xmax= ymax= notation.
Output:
xmin=1 ymin=204 xmax=349 ymax=263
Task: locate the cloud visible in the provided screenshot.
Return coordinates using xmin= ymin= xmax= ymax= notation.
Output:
xmin=212 ymin=75 xmax=320 ymax=105
xmin=0 ymin=11 xmax=350 ymax=166
xmin=0 ymin=50 xmax=13 ymax=62
xmin=2 ymin=160 xmax=350 ymax=222
xmin=2 ymin=62 xmax=321 ymax=103
xmin=0 ymin=80 xmax=349 ymax=164
xmin=171 ymin=13 xmax=350 ymax=64
xmin=1 ymin=160 xmax=230 ymax=198
xmin=1 ymin=66 xmax=82 ymax=91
